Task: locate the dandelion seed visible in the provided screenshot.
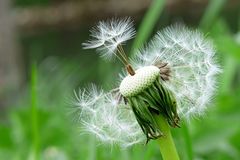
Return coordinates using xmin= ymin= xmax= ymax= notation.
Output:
xmin=82 ymin=17 xmax=135 ymax=61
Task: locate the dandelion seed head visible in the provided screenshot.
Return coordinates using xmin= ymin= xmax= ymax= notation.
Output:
xmin=133 ymin=24 xmax=221 ymax=119
xmin=119 ymin=66 xmax=160 ymax=97
xmin=82 ymin=17 xmax=135 ymax=60
xmin=75 ymin=21 xmax=220 ymax=147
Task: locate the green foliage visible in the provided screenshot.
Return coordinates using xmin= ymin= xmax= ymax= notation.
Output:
xmin=130 ymin=0 xmax=166 ymax=55
xmin=200 ymin=0 xmax=227 ymax=31
xmin=30 ymin=62 xmax=40 ymax=160
xmin=0 ymin=0 xmax=240 ymax=159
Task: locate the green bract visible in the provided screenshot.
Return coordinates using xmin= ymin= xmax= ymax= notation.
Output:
xmin=120 ymin=66 xmax=180 ymax=141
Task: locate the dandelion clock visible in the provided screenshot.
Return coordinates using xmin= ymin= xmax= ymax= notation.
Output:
xmin=73 ymin=18 xmax=220 ymax=160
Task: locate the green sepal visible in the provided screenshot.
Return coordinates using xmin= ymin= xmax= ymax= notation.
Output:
xmin=125 ymin=77 xmax=180 ymax=142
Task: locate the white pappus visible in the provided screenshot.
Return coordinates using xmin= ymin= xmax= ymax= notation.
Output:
xmin=82 ymin=17 xmax=135 ymax=60
xmin=133 ymin=24 xmax=221 ymax=119
xmin=73 ymin=85 xmax=146 ymax=147
xmin=74 ymin=18 xmax=220 ymax=147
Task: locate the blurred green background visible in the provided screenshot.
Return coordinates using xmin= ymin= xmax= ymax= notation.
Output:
xmin=0 ymin=0 xmax=240 ymax=159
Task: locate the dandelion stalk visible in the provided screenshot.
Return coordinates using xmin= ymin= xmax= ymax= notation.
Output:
xmin=155 ymin=114 xmax=180 ymax=160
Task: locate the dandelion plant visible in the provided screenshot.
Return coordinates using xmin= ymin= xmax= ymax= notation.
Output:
xmin=73 ymin=18 xmax=220 ymax=160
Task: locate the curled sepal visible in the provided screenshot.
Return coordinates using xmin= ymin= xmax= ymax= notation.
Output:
xmin=127 ymin=96 xmax=163 ymax=142
xmin=123 ymin=75 xmax=180 ymax=142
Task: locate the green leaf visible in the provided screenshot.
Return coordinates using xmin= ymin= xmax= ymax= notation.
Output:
xmin=215 ymin=35 xmax=240 ymax=60
xmin=130 ymin=0 xmax=166 ymax=55
xmin=200 ymin=0 xmax=227 ymax=30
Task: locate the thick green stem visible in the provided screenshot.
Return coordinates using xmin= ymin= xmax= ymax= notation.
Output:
xmin=154 ymin=115 xmax=180 ymax=160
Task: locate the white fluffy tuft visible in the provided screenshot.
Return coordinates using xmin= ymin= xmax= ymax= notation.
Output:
xmin=76 ymin=23 xmax=220 ymax=146
xmin=132 ymin=24 xmax=221 ymax=119
xmin=73 ymin=85 xmax=145 ymax=147
xmin=82 ymin=17 xmax=135 ymax=60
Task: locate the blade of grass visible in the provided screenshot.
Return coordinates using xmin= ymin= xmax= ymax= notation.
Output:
xmin=181 ymin=123 xmax=193 ymax=160
xmin=209 ymin=20 xmax=239 ymax=101
xmin=215 ymin=35 xmax=240 ymax=61
xmin=210 ymin=20 xmax=240 ymax=61
xmin=130 ymin=0 xmax=166 ymax=55
xmin=30 ymin=62 xmax=40 ymax=160
xmin=121 ymin=150 xmax=129 ymax=160
xmin=205 ymin=19 xmax=239 ymax=94
xmin=220 ymin=56 xmax=238 ymax=94
xmin=88 ymin=136 xmax=96 ymax=160
xmin=200 ymin=0 xmax=227 ymax=30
